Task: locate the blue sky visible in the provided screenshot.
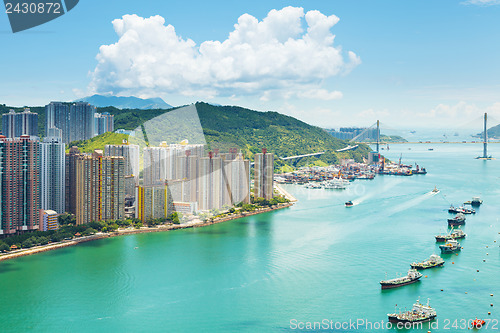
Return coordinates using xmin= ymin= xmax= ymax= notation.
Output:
xmin=1 ymin=0 xmax=499 ymax=128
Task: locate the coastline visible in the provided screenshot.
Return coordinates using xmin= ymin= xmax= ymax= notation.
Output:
xmin=0 ymin=201 xmax=295 ymax=263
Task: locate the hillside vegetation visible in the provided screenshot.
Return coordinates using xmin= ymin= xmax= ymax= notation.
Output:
xmin=67 ymin=132 xmax=130 ymax=153
xmin=0 ymin=102 xmax=371 ymax=168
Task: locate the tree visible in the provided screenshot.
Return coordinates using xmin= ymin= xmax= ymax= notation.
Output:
xmin=82 ymin=228 xmax=97 ymax=236
xmin=0 ymin=242 xmax=10 ymax=252
xmin=58 ymin=213 xmax=76 ymax=226
xmin=169 ymin=212 xmax=181 ymax=224
xmin=22 ymin=238 xmax=34 ymax=248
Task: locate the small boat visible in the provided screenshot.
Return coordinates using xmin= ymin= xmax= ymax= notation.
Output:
xmin=305 ymin=182 xmax=322 ymax=189
xmin=322 ymin=178 xmax=349 ymax=189
xmin=387 ymin=298 xmax=437 ymax=324
xmin=411 ymin=254 xmax=445 ymax=270
xmin=471 ymin=318 xmax=486 ymax=328
xmin=345 ymin=201 xmax=354 ymax=207
xmin=448 ymin=213 xmax=466 ymax=226
xmin=432 ymin=186 xmax=439 ymax=193
xmin=471 ymin=197 xmax=483 ymax=207
xmin=439 ymin=239 xmax=461 ymax=253
xmin=380 ymin=269 xmax=422 ymax=289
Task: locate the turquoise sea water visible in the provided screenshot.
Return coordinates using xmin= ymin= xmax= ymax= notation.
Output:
xmin=0 ymin=143 xmax=499 ymax=332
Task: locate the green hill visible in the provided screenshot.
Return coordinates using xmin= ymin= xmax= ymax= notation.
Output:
xmin=486 ymin=124 xmax=500 ymax=139
xmin=0 ymin=102 xmax=371 ymax=168
xmin=67 ymin=132 xmax=130 ymax=153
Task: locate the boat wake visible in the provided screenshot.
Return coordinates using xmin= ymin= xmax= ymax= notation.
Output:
xmin=386 ymin=191 xmax=437 ymax=217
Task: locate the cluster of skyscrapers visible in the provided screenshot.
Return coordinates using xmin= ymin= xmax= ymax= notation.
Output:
xmin=0 ymin=102 xmax=116 ymax=235
xmin=0 ymin=103 xmax=275 ymax=236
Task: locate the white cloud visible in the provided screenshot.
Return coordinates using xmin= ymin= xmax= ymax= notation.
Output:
xmin=88 ymin=7 xmax=359 ymax=99
xmin=461 ymin=0 xmax=500 ymax=5
xmin=423 ymin=101 xmax=480 ymax=119
xmin=297 ymin=89 xmax=343 ymax=101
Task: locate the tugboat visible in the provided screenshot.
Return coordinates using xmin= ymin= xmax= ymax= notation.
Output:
xmin=448 ymin=213 xmax=466 ymax=226
xmin=411 ymin=254 xmax=445 ymax=269
xmin=380 ymin=269 xmax=423 ymax=289
xmin=439 ymin=239 xmax=461 ymax=253
xmin=387 ymin=298 xmax=437 ymax=324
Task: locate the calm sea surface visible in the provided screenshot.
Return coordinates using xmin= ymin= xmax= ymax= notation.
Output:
xmin=1 ymin=143 xmax=499 ymax=332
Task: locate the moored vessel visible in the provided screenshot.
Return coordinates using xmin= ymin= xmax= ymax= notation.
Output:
xmin=439 ymin=239 xmax=461 ymax=253
xmin=448 ymin=213 xmax=466 ymax=226
xmin=411 ymin=254 xmax=445 ymax=270
xmin=435 ymin=228 xmax=466 ymax=242
xmin=380 ymin=269 xmax=422 ymax=289
xmin=448 ymin=205 xmax=475 ymax=214
xmin=387 ymin=298 xmax=437 ymax=324
xmin=470 ymin=197 xmax=483 ymax=207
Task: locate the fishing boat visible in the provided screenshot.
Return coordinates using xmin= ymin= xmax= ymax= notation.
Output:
xmin=448 ymin=205 xmax=475 ymax=214
xmin=387 ymin=298 xmax=437 ymax=324
xmin=435 ymin=228 xmax=466 ymax=242
xmin=431 ymin=186 xmax=439 ymax=193
xmin=380 ymin=269 xmax=422 ymax=289
xmin=439 ymin=239 xmax=461 ymax=253
xmin=410 ymin=254 xmax=445 ymax=270
xmin=345 ymin=201 xmax=354 ymax=207
xmin=448 ymin=213 xmax=466 ymax=226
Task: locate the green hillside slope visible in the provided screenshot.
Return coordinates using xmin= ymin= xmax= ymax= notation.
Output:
xmin=0 ymin=102 xmax=371 ymax=168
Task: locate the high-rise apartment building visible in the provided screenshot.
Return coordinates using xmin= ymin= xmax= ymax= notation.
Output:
xmin=40 ymin=136 xmax=65 ymax=214
xmin=75 ymin=150 xmax=125 ymax=225
xmin=104 ymin=143 xmax=139 ymax=197
xmin=46 ymin=102 xmax=96 ymax=143
xmin=70 ymin=102 xmax=95 ymax=142
xmin=2 ymin=108 xmax=39 ymax=138
xmin=254 ymin=149 xmax=274 ymax=200
xmin=0 ymin=135 xmax=40 ymax=235
xmin=65 ymin=146 xmax=81 ymax=214
xmin=104 ymin=143 xmax=139 ymax=178
xmin=95 ymin=112 xmax=114 ymax=136
xmin=46 ymin=102 xmax=71 ymax=143
xmin=135 ymin=183 xmax=173 ymax=222
xmin=223 ymin=154 xmax=251 ymax=205
xmin=198 ymin=153 xmax=224 ymax=211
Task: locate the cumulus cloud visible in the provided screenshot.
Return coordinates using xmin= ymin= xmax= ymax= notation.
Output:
xmin=88 ymin=7 xmax=360 ymax=99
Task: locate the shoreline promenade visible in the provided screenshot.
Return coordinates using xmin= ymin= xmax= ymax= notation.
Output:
xmin=0 ymin=200 xmax=295 ymax=263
